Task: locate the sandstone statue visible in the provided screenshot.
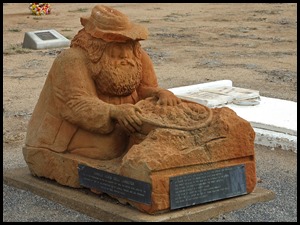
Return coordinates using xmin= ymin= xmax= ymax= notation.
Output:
xmin=23 ymin=5 xmax=257 ymax=214
xmin=24 ymin=4 xmax=182 ymax=160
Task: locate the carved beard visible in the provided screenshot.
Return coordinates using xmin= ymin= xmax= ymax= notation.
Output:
xmin=93 ymin=53 xmax=142 ymax=97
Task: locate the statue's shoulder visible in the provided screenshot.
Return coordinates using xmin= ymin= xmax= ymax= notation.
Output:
xmin=57 ymin=47 xmax=87 ymax=62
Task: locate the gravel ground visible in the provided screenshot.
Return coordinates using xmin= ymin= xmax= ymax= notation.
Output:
xmin=3 ymin=145 xmax=297 ymax=222
xmin=3 ymin=3 xmax=297 ymax=222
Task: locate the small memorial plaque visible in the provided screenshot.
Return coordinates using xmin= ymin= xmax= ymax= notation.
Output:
xmin=23 ymin=29 xmax=70 ymax=49
xmin=35 ymin=31 xmax=58 ymax=41
xmin=78 ymin=165 xmax=151 ymax=205
xmin=170 ymin=164 xmax=247 ymax=209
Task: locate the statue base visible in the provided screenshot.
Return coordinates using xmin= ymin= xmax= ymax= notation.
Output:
xmin=4 ymin=166 xmax=274 ymax=222
xmin=23 ymin=107 xmax=257 ymax=214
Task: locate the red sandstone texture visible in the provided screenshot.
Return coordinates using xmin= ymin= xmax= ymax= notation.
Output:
xmin=23 ymin=105 xmax=256 ymax=213
xmin=20 ymin=4 xmax=257 ymax=214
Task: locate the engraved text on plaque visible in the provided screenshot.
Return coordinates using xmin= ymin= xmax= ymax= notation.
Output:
xmin=170 ymin=164 xmax=247 ymax=209
xmin=78 ymin=165 xmax=151 ymax=205
xmin=35 ymin=31 xmax=58 ymax=40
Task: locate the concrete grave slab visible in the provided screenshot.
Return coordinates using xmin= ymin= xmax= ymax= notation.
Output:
xmin=3 ymin=167 xmax=275 ymax=222
xmin=22 ymin=29 xmax=70 ymax=50
xmin=169 ymin=80 xmax=297 ymax=153
xmin=170 ymin=80 xmax=260 ymax=108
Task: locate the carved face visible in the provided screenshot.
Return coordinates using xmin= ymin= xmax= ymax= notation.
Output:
xmin=93 ymin=41 xmax=142 ymax=97
xmin=108 ymin=42 xmax=136 ymax=67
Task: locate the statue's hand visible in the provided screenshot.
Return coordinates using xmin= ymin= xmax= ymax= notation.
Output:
xmin=156 ymin=90 xmax=181 ymax=106
xmin=109 ymin=104 xmax=143 ymax=133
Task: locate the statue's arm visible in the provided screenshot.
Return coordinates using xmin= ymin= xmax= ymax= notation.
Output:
xmin=137 ymin=49 xmax=181 ymax=106
xmin=51 ymin=49 xmax=115 ymax=133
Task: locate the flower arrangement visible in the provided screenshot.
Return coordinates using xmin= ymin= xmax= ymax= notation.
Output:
xmin=29 ymin=3 xmax=51 ymax=16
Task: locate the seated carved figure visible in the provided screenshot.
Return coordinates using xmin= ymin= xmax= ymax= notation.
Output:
xmin=23 ymin=5 xmax=257 ymax=214
xmin=24 ymin=5 xmax=182 ymax=160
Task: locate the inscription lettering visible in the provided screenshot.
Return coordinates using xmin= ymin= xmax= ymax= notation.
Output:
xmin=35 ymin=31 xmax=58 ymax=40
xmin=78 ymin=165 xmax=151 ymax=205
xmin=170 ymin=164 xmax=247 ymax=209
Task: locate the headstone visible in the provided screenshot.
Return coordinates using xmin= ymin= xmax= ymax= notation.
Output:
xmin=22 ymin=29 xmax=70 ymax=50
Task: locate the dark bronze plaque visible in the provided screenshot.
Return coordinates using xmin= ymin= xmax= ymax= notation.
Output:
xmin=78 ymin=165 xmax=151 ymax=205
xmin=170 ymin=164 xmax=247 ymax=209
xmin=35 ymin=31 xmax=58 ymax=40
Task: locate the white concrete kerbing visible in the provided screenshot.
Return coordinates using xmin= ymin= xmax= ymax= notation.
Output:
xmin=226 ymin=97 xmax=297 ymax=136
xmin=168 ymin=80 xmax=297 ymax=153
xmin=253 ymin=128 xmax=297 ymax=152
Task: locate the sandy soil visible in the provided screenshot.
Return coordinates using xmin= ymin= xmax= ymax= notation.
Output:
xmin=2 ymin=3 xmax=297 ymax=222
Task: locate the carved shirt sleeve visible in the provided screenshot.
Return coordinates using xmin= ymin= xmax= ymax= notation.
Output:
xmin=50 ymin=48 xmax=115 ymax=134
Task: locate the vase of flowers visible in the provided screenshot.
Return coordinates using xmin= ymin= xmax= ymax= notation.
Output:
xmin=29 ymin=3 xmax=51 ymax=16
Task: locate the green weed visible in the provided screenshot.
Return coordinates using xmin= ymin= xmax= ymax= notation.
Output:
xmin=4 ymin=44 xmax=32 ymax=55
xmin=8 ymin=28 xmax=21 ymax=32
xmin=68 ymin=8 xmax=88 ymax=13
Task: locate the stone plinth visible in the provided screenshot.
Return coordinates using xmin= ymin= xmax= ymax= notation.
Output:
xmin=4 ymin=167 xmax=275 ymax=222
xmin=23 ymin=107 xmax=256 ymax=214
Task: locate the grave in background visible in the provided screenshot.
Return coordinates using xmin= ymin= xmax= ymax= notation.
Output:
xmin=22 ymin=29 xmax=70 ymax=50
